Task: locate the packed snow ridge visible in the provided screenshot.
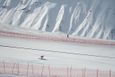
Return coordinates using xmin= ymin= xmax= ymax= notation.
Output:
xmin=0 ymin=0 xmax=115 ymax=40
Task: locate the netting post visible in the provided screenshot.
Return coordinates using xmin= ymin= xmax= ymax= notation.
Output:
xmin=17 ymin=63 xmax=19 ymax=75
xmin=3 ymin=61 xmax=5 ymax=74
xmin=96 ymin=69 xmax=99 ymax=77
xmin=27 ymin=63 xmax=29 ymax=77
xmin=67 ymin=67 xmax=69 ymax=77
xmin=41 ymin=65 xmax=44 ymax=77
xmin=70 ymin=66 xmax=72 ymax=77
xmin=48 ymin=65 xmax=51 ymax=77
xmin=82 ymin=67 xmax=86 ymax=77
xmin=109 ymin=69 xmax=111 ymax=77
xmin=12 ymin=63 xmax=16 ymax=75
xmin=31 ymin=64 xmax=34 ymax=77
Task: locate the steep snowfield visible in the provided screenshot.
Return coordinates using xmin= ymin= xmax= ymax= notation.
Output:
xmin=0 ymin=0 xmax=115 ymax=40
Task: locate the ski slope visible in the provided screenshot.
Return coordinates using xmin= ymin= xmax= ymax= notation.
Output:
xmin=0 ymin=23 xmax=115 ymax=77
xmin=0 ymin=0 xmax=115 ymax=76
xmin=0 ymin=24 xmax=115 ymax=71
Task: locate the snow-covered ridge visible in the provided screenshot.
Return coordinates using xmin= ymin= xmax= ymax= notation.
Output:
xmin=0 ymin=0 xmax=115 ymax=40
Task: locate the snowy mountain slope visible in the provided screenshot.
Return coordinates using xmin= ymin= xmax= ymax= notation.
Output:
xmin=0 ymin=0 xmax=115 ymax=40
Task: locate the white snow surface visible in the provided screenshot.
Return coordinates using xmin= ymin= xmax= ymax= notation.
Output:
xmin=0 ymin=0 xmax=115 ymax=40
xmin=0 ymin=33 xmax=115 ymax=71
xmin=0 ymin=24 xmax=115 ymax=71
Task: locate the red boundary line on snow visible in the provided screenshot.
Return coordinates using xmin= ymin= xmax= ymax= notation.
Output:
xmin=0 ymin=30 xmax=115 ymax=46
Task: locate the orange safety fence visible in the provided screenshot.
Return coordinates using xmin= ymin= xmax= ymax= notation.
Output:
xmin=0 ymin=30 xmax=115 ymax=46
xmin=0 ymin=61 xmax=115 ymax=77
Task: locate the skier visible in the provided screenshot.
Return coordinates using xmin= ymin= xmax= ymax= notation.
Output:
xmin=39 ymin=55 xmax=46 ymax=60
xmin=67 ymin=34 xmax=69 ymax=38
